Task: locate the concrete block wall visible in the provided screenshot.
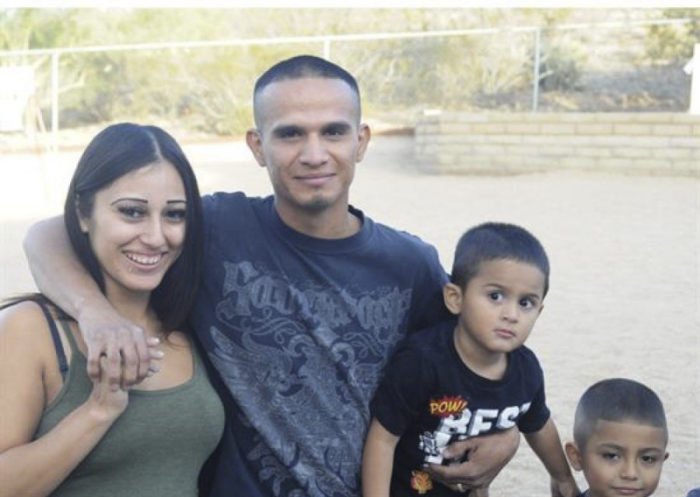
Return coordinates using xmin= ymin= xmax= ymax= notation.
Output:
xmin=414 ymin=113 xmax=699 ymax=176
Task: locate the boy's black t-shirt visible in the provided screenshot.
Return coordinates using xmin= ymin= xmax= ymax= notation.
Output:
xmin=370 ymin=320 xmax=551 ymax=496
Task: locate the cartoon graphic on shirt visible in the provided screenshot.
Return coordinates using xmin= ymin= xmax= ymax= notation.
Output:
xmin=429 ymin=396 xmax=468 ymax=417
xmin=421 ymin=396 xmax=532 ymax=466
xmin=411 ymin=470 xmax=434 ymax=494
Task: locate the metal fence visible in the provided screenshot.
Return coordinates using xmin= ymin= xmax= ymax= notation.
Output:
xmin=0 ymin=17 xmax=696 ymax=151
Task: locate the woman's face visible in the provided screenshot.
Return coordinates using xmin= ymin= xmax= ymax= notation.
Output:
xmin=79 ymin=160 xmax=187 ymax=301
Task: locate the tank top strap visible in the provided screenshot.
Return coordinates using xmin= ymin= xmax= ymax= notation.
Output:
xmin=57 ymin=319 xmax=80 ymax=355
xmin=35 ymin=300 xmax=69 ymax=380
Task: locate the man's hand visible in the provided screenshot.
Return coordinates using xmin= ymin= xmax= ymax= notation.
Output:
xmin=24 ymin=216 xmax=161 ymax=388
xmin=79 ymin=301 xmax=161 ymax=389
xmin=426 ymin=428 xmax=520 ymax=489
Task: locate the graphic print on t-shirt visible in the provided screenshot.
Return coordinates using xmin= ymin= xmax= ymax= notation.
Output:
xmin=419 ymin=395 xmax=532 ymax=466
xmin=207 ymin=260 xmax=413 ymax=495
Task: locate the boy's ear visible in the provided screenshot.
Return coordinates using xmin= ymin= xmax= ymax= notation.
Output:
xmin=564 ymin=441 xmax=583 ymax=471
xmin=443 ymin=283 xmax=463 ymax=315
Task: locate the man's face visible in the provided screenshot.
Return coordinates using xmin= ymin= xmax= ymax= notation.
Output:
xmin=246 ymin=77 xmax=370 ymax=232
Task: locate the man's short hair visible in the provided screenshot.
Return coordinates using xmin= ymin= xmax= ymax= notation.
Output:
xmin=252 ymin=55 xmax=361 ymax=128
xmin=450 ymin=222 xmax=550 ymax=296
xmin=254 ymin=54 xmax=359 ymax=98
xmin=573 ymin=378 xmax=668 ymax=450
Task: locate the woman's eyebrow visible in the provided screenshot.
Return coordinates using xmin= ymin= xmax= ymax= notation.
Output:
xmin=110 ymin=197 xmax=148 ymax=205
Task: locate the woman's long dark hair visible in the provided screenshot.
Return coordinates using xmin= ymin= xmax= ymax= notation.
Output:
xmin=62 ymin=123 xmax=203 ymax=331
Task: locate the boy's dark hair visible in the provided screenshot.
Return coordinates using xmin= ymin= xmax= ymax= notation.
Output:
xmin=450 ymin=222 xmax=550 ymax=296
xmin=573 ymin=378 xmax=668 ymax=450
xmin=253 ymin=54 xmax=361 ymax=126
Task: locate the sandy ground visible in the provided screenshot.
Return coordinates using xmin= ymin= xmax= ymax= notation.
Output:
xmin=0 ymin=135 xmax=698 ymax=494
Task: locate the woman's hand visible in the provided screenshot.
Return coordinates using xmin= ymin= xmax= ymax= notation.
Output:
xmin=87 ymin=355 xmax=130 ymax=421
xmin=79 ymin=302 xmax=162 ymax=390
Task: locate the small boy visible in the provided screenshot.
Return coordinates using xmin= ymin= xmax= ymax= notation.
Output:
xmin=363 ymin=222 xmax=579 ymax=496
xmin=565 ymin=378 xmax=670 ymax=497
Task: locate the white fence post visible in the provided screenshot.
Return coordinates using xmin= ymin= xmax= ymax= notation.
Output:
xmin=532 ymin=27 xmax=541 ymax=112
xmin=323 ymin=38 xmax=331 ymax=60
xmin=0 ymin=66 xmax=35 ymax=132
xmin=689 ymin=43 xmax=699 ymax=115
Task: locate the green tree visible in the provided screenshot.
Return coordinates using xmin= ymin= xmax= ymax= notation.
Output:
xmin=646 ymin=9 xmax=700 ymax=62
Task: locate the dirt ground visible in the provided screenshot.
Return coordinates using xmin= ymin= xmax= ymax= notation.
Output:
xmin=0 ymin=135 xmax=698 ymax=494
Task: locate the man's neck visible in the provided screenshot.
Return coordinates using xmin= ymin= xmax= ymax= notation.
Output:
xmin=276 ymin=204 xmax=361 ymax=239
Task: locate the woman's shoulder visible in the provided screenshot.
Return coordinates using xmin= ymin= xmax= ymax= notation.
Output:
xmin=0 ymin=299 xmax=55 ymax=349
xmin=1 ymin=298 xmax=49 ymax=325
xmin=0 ymin=299 xmax=68 ymax=430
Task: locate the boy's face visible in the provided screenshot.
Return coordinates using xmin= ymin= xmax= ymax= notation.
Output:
xmin=566 ymin=420 xmax=669 ymax=497
xmin=443 ymin=259 xmax=545 ymax=358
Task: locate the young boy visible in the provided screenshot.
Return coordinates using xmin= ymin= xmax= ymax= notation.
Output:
xmin=565 ymin=378 xmax=670 ymax=497
xmin=363 ymin=222 xmax=579 ymax=496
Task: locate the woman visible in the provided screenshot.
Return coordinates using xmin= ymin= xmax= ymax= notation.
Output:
xmin=0 ymin=123 xmax=224 ymax=496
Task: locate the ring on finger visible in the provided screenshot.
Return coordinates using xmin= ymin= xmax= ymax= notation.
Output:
xmin=456 ymin=483 xmax=465 ymax=493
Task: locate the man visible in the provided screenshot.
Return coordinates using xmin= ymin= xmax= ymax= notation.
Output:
xmin=24 ymin=55 xmax=518 ymax=496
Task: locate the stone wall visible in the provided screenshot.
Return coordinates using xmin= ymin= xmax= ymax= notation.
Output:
xmin=414 ymin=112 xmax=699 ymax=176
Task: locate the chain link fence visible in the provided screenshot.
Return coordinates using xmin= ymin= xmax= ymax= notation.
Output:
xmin=0 ymin=18 xmax=696 ymax=151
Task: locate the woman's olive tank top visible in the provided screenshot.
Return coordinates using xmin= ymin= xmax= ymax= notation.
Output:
xmin=34 ymin=311 xmax=225 ymax=497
